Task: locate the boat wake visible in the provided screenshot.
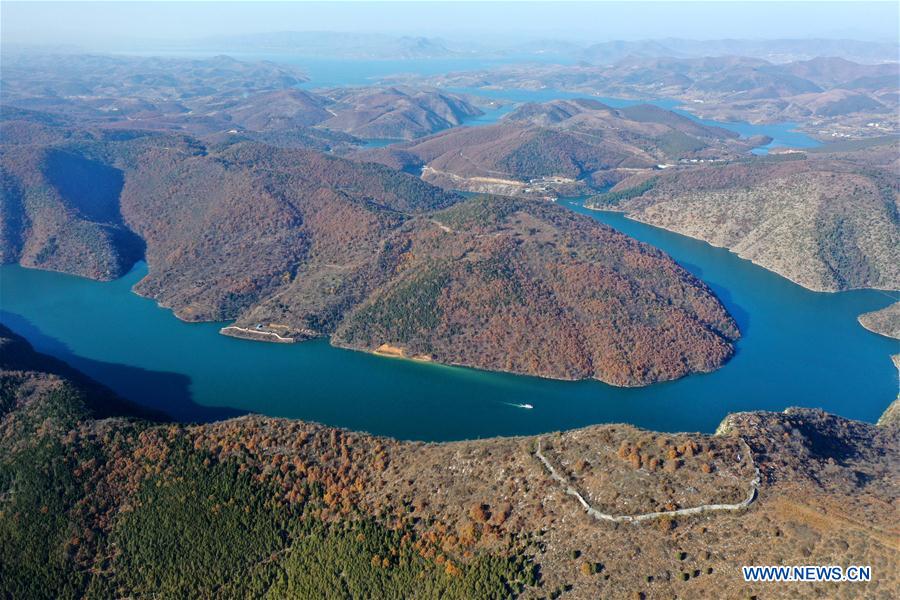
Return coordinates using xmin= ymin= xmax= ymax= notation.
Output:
xmin=503 ymin=402 xmax=534 ymax=410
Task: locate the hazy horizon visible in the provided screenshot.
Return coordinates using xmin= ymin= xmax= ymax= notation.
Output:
xmin=3 ymin=1 xmax=899 ymax=51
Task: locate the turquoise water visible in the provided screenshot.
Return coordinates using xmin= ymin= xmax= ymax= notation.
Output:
xmin=360 ymin=138 xmax=406 ymax=148
xmin=2 ymin=205 xmax=896 ymax=441
xmin=667 ymin=111 xmax=821 ymax=154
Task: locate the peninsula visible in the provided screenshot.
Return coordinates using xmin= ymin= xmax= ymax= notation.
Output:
xmin=0 ymin=112 xmax=738 ymax=385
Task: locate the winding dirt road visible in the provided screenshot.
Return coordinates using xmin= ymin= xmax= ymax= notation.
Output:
xmin=534 ymin=439 xmax=760 ymax=524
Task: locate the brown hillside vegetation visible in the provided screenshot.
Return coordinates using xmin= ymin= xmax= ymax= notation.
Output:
xmin=192 ymin=86 xmax=484 ymax=141
xmin=327 ymin=196 xmax=739 ymax=385
xmin=119 ymin=142 xmax=740 ymax=385
xmin=0 ymin=145 xmax=144 ymax=280
xmin=316 ymin=86 xmax=485 ymax=140
xmin=356 ymin=99 xmax=764 ymax=198
xmin=2 ymin=327 xmax=898 ymax=599
xmin=0 ymin=124 xmax=739 ymax=385
xmin=118 ymin=142 xmax=458 ymax=323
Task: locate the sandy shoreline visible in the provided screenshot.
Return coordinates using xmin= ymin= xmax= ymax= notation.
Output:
xmin=373 ymin=343 xmax=433 ymax=362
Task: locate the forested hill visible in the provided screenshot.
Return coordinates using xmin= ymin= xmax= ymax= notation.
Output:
xmin=2 ymin=325 xmax=898 ymax=599
xmin=355 ymin=99 xmax=766 ymax=198
xmin=326 ymin=196 xmax=739 ymax=385
xmin=0 ymin=325 xmax=536 ymax=599
xmin=1 ymin=124 xmax=740 ymax=386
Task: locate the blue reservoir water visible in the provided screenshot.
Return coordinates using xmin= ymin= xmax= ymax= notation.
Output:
xmin=2 ymin=205 xmax=895 ymax=441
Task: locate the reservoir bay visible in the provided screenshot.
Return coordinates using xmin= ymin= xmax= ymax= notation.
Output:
xmin=2 ymin=204 xmax=896 ymax=441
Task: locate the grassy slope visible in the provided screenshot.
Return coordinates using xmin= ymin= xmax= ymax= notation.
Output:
xmin=603 ymin=154 xmax=900 ymax=291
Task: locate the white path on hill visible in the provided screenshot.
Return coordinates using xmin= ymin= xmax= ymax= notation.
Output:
xmin=534 ymin=438 xmax=760 ymax=524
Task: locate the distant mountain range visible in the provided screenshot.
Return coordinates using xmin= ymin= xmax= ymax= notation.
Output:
xmin=198 ymin=31 xmax=461 ymax=59
xmin=0 ymin=53 xmax=308 ymax=101
xmin=186 ymin=32 xmax=900 ymax=64
xmin=414 ymin=55 xmax=899 ymax=137
xmin=575 ymin=37 xmax=900 ymax=65
xmin=0 ymin=54 xmax=489 ymax=141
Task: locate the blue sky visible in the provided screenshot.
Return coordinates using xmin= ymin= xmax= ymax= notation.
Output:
xmin=2 ymin=2 xmax=898 ymax=47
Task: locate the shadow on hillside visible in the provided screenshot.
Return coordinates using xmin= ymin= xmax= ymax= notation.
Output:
xmin=678 ymin=258 xmax=751 ymax=336
xmin=43 ymin=150 xmax=148 ymax=276
xmin=0 ymin=311 xmax=246 ymax=423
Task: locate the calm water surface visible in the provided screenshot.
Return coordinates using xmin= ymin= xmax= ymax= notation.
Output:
xmin=2 ymin=206 xmax=895 ymax=440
